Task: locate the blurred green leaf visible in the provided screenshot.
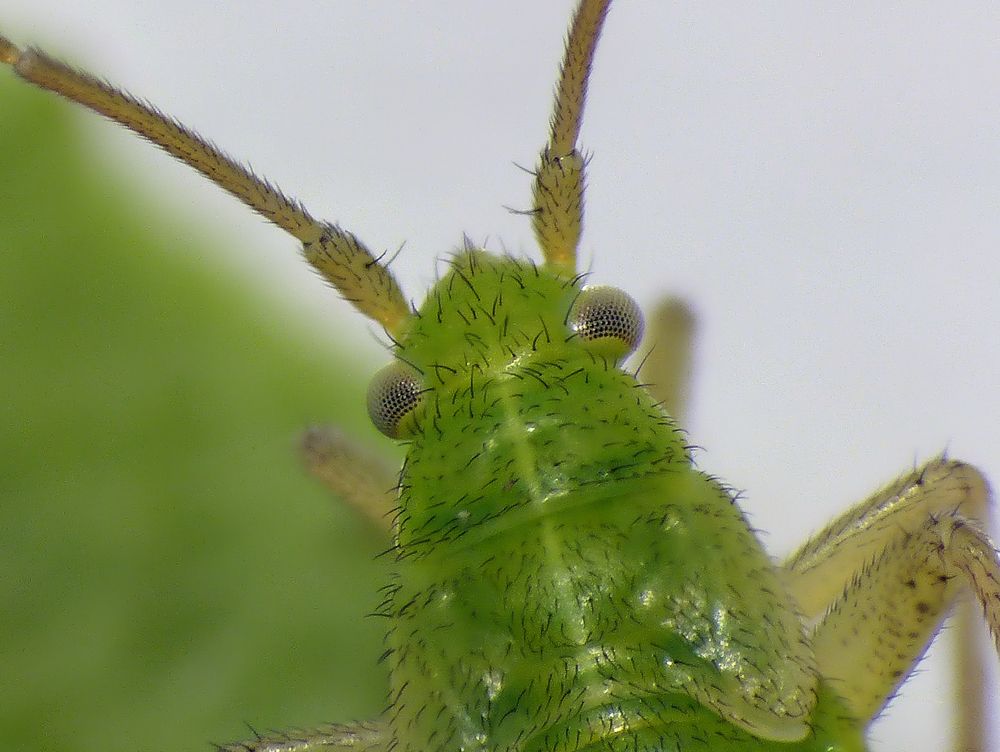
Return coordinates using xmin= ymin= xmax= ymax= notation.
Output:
xmin=0 ymin=72 xmax=388 ymax=751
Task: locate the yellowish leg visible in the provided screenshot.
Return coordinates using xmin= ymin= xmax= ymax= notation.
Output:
xmin=955 ymin=592 xmax=988 ymax=752
xmin=300 ymin=427 xmax=397 ymax=535
xmin=784 ymin=459 xmax=1000 ymax=749
xmin=640 ymin=298 xmax=697 ymax=427
xmin=215 ymin=721 xmax=386 ymax=752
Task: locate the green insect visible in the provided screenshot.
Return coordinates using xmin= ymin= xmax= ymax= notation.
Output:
xmin=3 ymin=2 xmax=999 ymax=751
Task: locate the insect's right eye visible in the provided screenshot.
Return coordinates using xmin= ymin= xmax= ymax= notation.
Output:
xmin=367 ymin=363 xmax=424 ymax=438
xmin=567 ymin=285 xmax=644 ymax=360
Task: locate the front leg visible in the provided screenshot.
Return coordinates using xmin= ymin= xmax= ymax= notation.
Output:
xmin=784 ymin=458 xmax=1000 ymax=750
xmin=216 ymin=721 xmax=386 ymax=752
xmin=299 ymin=426 xmax=398 ymax=535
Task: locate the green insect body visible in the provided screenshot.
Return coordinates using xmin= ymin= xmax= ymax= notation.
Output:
xmin=383 ymin=252 xmax=857 ymax=751
xmin=4 ymin=1 xmax=1000 ymax=751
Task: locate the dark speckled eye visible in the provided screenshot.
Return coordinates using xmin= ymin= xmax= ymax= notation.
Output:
xmin=367 ymin=363 xmax=424 ymax=438
xmin=568 ymin=286 xmax=644 ymax=359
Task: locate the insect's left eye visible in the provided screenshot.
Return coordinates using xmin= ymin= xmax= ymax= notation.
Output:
xmin=367 ymin=363 xmax=424 ymax=439
xmin=567 ymin=286 xmax=644 ymax=359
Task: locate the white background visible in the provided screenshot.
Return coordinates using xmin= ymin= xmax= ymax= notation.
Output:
xmin=5 ymin=2 xmax=999 ymax=750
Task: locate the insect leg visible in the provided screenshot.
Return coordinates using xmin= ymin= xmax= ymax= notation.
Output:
xmin=300 ymin=426 xmax=397 ymax=535
xmin=217 ymin=720 xmax=386 ymax=752
xmin=951 ymin=593 xmax=990 ymax=752
xmin=0 ymin=34 xmax=411 ymax=333
xmin=640 ymin=298 xmax=697 ymax=427
xmin=531 ymin=0 xmax=610 ymax=274
xmin=782 ymin=458 xmax=999 ymax=748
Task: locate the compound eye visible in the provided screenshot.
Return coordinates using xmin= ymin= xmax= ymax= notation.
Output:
xmin=568 ymin=286 xmax=644 ymax=359
xmin=367 ymin=363 xmax=424 ymax=438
